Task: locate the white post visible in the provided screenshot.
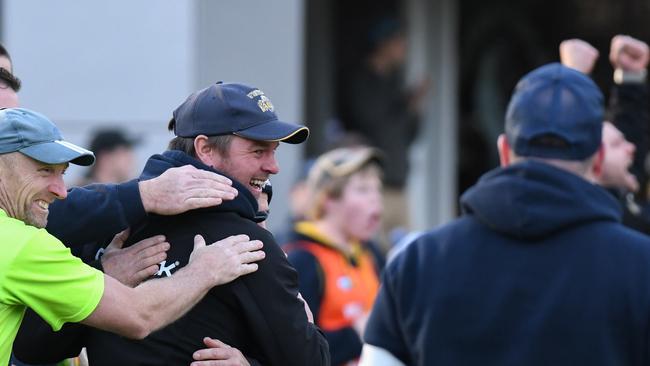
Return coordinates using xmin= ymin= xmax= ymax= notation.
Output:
xmin=406 ymin=0 xmax=459 ymax=230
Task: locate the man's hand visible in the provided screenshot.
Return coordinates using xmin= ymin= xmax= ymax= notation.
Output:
xmin=139 ymin=165 xmax=238 ymax=215
xmin=610 ymin=35 xmax=649 ymax=72
xmin=559 ymin=39 xmax=599 ymax=74
xmin=102 ymin=230 xmax=170 ymax=287
xmin=189 ymin=234 xmax=265 ymax=286
xmin=191 ymin=337 xmax=250 ymax=366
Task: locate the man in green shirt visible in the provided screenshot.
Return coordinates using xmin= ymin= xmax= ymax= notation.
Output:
xmin=0 ymin=107 xmax=266 ymax=366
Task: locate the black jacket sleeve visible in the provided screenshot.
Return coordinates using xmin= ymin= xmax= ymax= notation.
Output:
xmin=47 ymin=180 xmax=146 ymax=248
xmin=226 ymin=229 xmax=330 ymax=366
xmin=13 ymin=309 xmax=88 ymax=364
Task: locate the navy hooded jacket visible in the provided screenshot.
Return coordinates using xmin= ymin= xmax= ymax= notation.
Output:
xmin=364 ymin=160 xmax=650 ymax=366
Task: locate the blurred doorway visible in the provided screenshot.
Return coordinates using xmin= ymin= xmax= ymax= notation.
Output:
xmin=304 ymin=0 xmax=403 ymax=157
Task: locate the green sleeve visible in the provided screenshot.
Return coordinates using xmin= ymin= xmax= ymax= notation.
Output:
xmin=2 ymin=229 xmax=104 ymax=331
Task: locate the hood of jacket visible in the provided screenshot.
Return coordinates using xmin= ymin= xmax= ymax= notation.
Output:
xmin=460 ymin=160 xmax=622 ymax=240
xmin=140 ymin=150 xmax=263 ymax=222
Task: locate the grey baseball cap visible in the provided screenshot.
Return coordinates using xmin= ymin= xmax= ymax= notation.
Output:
xmin=0 ymin=108 xmax=95 ymax=166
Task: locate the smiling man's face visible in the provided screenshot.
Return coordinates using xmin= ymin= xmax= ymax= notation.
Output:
xmin=0 ymin=152 xmax=68 ymax=228
xmin=203 ymin=136 xmax=279 ymax=198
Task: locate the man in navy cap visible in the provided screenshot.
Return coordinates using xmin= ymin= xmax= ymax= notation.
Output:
xmin=0 ymin=108 xmax=266 ymax=366
xmin=360 ymin=64 xmax=650 ymax=366
xmin=94 ymin=82 xmax=328 ymax=366
xmin=20 ymin=82 xmax=329 ymax=366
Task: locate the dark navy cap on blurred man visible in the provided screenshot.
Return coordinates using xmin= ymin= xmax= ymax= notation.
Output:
xmin=505 ymin=62 xmax=604 ymax=160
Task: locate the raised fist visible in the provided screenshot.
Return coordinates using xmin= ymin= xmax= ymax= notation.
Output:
xmin=610 ymin=35 xmax=649 ymax=72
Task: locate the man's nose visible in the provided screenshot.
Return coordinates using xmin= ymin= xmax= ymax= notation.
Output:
xmin=49 ymin=176 xmax=68 ymax=199
xmin=263 ymin=156 xmax=280 ymax=174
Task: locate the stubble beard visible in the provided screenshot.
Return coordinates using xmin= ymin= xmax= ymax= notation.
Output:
xmin=24 ymin=203 xmax=48 ymax=228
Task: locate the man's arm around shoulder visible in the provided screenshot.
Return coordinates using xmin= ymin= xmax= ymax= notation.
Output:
xmin=82 ymin=234 xmax=264 ymax=339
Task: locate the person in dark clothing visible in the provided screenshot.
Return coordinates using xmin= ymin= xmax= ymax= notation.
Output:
xmin=283 ymin=147 xmax=385 ymax=365
xmin=560 ymin=35 xmax=650 ymax=234
xmin=15 ymin=82 xmax=329 ymax=366
xmin=86 ymin=149 xmax=326 ymax=366
xmin=339 ymin=18 xmax=428 ymax=250
xmin=360 ymin=63 xmax=650 ymax=366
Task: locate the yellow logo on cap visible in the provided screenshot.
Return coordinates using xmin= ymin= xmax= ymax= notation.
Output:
xmin=247 ymin=89 xmax=274 ymax=113
xmin=257 ymin=95 xmax=275 ymax=113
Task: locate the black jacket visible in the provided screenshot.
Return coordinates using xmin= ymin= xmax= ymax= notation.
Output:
xmin=15 ymin=150 xmax=329 ymax=366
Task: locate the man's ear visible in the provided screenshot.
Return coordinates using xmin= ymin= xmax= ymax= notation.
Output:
xmin=497 ymin=134 xmax=511 ymax=167
xmin=193 ymin=135 xmax=216 ymax=165
xmin=591 ymin=144 xmax=605 ymax=178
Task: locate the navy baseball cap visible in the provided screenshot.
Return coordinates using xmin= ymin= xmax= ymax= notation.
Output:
xmin=0 ymin=108 xmax=95 ymax=166
xmin=505 ymin=62 xmax=604 ymax=160
xmin=172 ymin=82 xmax=309 ymax=144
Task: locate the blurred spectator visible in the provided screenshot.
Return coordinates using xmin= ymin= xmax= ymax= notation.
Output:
xmin=284 ymin=146 xmax=385 ymax=365
xmin=77 ymin=129 xmax=139 ymax=186
xmin=0 ymin=43 xmax=20 ymax=108
xmin=361 ymin=63 xmax=650 ymax=366
xmin=339 ymin=18 xmax=429 ymax=251
xmin=0 ymin=43 xmax=15 ymax=72
xmin=560 ymin=36 xmax=650 ymax=233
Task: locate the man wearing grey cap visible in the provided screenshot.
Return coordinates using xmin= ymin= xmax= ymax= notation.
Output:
xmin=0 ymin=108 xmax=266 ymax=366
xmin=360 ymin=63 xmax=650 ymax=366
